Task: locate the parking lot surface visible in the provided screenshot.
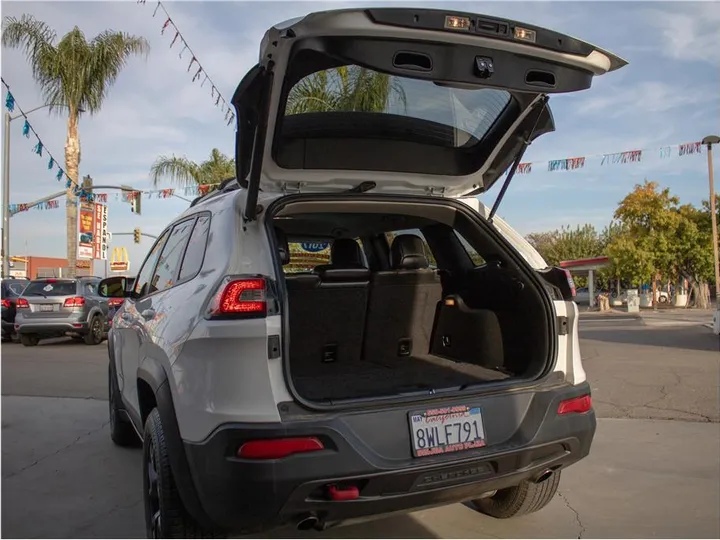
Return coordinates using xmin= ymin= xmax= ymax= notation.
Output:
xmin=2 ymin=320 xmax=719 ymax=538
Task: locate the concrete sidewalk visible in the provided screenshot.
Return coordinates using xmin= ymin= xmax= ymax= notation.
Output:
xmin=2 ymin=396 xmax=719 ymax=539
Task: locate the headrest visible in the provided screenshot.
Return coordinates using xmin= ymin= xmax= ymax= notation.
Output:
xmin=390 ymin=234 xmax=429 ymax=270
xmin=275 ymin=228 xmax=290 ymax=265
xmin=330 ymin=238 xmax=364 ymax=267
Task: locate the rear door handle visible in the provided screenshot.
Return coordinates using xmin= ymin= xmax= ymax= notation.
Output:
xmin=140 ymin=309 xmax=156 ymax=320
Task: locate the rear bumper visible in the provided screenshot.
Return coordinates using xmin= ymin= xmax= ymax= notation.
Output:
xmin=15 ymin=320 xmax=89 ymax=335
xmin=180 ymin=382 xmax=596 ymax=534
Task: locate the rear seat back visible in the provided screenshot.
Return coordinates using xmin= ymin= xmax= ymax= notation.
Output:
xmin=278 ymin=231 xmax=370 ymax=377
xmin=363 ymin=234 xmax=443 ymax=363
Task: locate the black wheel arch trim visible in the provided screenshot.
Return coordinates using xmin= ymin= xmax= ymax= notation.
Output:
xmin=135 ymin=356 xmax=218 ymax=531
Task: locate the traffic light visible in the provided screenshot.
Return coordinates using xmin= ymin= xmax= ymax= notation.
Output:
xmin=133 ymin=228 xmax=141 ymax=244
xmin=130 ymin=191 xmax=142 ymax=215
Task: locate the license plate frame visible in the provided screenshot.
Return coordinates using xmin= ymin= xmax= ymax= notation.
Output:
xmin=39 ymin=304 xmax=55 ymax=312
xmin=408 ymin=405 xmax=486 ymax=458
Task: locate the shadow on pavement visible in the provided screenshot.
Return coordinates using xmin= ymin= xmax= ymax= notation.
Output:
xmin=257 ymin=514 xmax=439 ymax=539
xmin=582 ymin=326 xmax=719 ymax=352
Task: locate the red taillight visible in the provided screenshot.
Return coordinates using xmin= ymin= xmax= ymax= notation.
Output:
xmin=108 ymin=298 xmax=124 ymax=307
xmin=16 ymin=298 xmax=29 ymax=309
xmin=211 ymin=278 xmax=266 ymax=316
xmin=45 ymin=278 xmax=57 ymax=283
xmin=64 ymin=296 xmax=85 ymax=308
xmin=1 ymin=299 xmax=10 ymax=309
xmin=237 ymin=437 xmax=324 ymax=459
xmin=558 ymin=394 xmax=592 ymax=415
xmin=562 ymin=269 xmax=576 ymax=297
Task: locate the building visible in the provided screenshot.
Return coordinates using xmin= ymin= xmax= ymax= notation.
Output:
xmin=8 ymin=256 xmax=96 ymax=279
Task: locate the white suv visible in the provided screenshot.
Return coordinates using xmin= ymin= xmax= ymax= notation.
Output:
xmin=99 ymin=8 xmax=625 ymax=538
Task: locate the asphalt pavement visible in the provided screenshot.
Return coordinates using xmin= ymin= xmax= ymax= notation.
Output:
xmin=2 ymin=320 xmax=719 ymax=539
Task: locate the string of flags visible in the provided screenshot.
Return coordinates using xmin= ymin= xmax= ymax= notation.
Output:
xmin=513 ymin=141 xmax=705 ymax=175
xmin=137 ymin=0 xmax=235 ymax=127
xmin=2 ymin=78 xmax=96 ymax=201
xmin=10 ymin=135 xmax=708 ymax=213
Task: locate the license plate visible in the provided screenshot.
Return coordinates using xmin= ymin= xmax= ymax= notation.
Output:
xmin=39 ymin=304 xmax=54 ymax=312
xmin=409 ymin=405 xmax=486 ymax=457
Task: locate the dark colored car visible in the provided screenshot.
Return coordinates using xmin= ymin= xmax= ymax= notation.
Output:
xmin=1 ymin=279 xmax=29 ymax=342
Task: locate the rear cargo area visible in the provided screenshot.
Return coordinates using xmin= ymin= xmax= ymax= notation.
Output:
xmin=271 ymin=197 xmax=553 ymax=404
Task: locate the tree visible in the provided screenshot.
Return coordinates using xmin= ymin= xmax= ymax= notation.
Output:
xmin=286 ymin=65 xmax=406 ymax=115
xmin=150 ymin=148 xmax=235 ymax=187
xmin=607 ymin=180 xmax=715 ymax=308
xmin=526 ymin=224 xmax=605 ymax=267
xmin=2 ymin=15 xmax=149 ymax=277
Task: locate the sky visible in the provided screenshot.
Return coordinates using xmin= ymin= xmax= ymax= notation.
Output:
xmin=1 ymin=0 xmax=719 ymax=273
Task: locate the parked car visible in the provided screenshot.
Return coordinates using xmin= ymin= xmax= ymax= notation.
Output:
xmin=99 ymin=8 xmax=625 ymax=538
xmin=14 ymin=277 xmax=110 ymax=346
xmin=1 ymin=278 xmax=29 ymax=342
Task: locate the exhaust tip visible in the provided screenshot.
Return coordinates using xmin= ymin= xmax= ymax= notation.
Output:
xmin=533 ymin=469 xmax=554 ymax=484
xmin=296 ymin=514 xmax=319 ymax=531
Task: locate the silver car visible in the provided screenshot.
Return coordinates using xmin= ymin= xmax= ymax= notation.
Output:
xmin=14 ymin=277 xmax=110 ymax=346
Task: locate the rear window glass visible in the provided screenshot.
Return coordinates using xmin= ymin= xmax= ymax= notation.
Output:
xmin=285 ymin=241 xmax=331 ymax=274
xmin=23 ymin=281 xmax=76 ymax=296
xmin=278 ymin=64 xmax=512 ymax=176
xmin=3 ymin=282 xmax=26 ymax=297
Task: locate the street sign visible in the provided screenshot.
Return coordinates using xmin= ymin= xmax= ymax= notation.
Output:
xmin=109 ymin=247 xmax=130 ymax=273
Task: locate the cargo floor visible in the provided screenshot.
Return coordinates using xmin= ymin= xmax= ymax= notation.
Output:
xmin=292 ymin=354 xmax=510 ymax=402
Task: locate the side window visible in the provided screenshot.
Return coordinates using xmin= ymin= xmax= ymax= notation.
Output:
xmin=178 ymin=215 xmax=210 ymax=281
xmin=151 ymin=219 xmax=196 ymax=293
xmin=133 ymin=232 xmax=169 ymax=298
xmin=455 ymin=231 xmax=485 ymax=266
xmin=84 ymin=281 xmax=98 ymax=296
xmin=386 ymin=229 xmax=437 ymax=268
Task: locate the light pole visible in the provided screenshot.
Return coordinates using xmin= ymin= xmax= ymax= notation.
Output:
xmin=702 ymin=135 xmax=720 ymax=311
xmin=2 ymin=104 xmax=79 ymax=277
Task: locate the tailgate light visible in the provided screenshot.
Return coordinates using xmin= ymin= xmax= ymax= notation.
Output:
xmin=63 ymin=296 xmax=85 ymax=308
xmin=514 ymin=26 xmax=537 ymax=43
xmin=16 ymin=298 xmax=29 ymax=309
xmin=444 ymin=15 xmax=470 ymax=31
xmin=237 ymin=437 xmax=324 ymax=459
xmin=1 ymin=299 xmax=10 ymax=309
xmin=208 ymin=277 xmax=270 ymax=318
xmin=558 ymin=395 xmax=592 ymax=415
xmin=45 ymin=278 xmax=57 ymax=283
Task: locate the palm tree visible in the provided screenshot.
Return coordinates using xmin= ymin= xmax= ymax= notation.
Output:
xmin=2 ymin=14 xmax=149 ymax=277
xmin=286 ymin=65 xmax=406 ymax=115
xmin=150 ymin=148 xmax=235 ymax=187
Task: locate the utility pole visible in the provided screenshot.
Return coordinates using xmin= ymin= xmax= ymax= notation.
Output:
xmin=2 ymin=112 xmax=10 ymax=277
xmin=702 ymin=135 xmax=720 ymax=312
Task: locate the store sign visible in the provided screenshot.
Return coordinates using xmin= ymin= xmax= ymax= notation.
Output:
xmin=109 ymin=247 xmax=130 ymax=272
xmin=77 ymin=202 xmax=95 ymax=260
xmin=76 ymin=259 xmax=91 ymax=269
xmin=92 ymin=203 xmax=108 ymax=260
xmin=301 ymin=242 xmax=329 ymax=253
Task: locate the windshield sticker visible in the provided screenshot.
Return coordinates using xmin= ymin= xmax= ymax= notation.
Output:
xmin=43 ymin=284 xmax=54 ymax=292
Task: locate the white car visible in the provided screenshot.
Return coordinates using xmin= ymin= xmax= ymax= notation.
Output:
xmin=98 ymin=8 xmax=625 ymax=538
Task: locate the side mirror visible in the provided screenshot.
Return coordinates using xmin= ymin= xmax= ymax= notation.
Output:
xmin=99 ymin=276 xmax=133 ymax=298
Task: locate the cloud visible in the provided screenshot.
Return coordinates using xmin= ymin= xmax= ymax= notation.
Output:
xmin=573 ymin=81 xmax=713 ymax=118
xmin=642 ymin=3 xmax=720 ymax=66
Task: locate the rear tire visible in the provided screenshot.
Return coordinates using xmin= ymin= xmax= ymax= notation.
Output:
xmin=471 ymin=471 xmax=561 ymax=519
xmin=108 ymin=364 xmax=140 ymax=447
xmin=20 ymin=334 xmax=39 ymax=347
xmin=84 ymin=315 xmax=103 ymax=345
xmin=144 ymin=408 xmax=226 ymax=539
